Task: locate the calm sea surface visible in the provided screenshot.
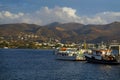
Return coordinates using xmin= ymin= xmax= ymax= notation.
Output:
xmin=0 ymin=49 xmax=120 ymax=80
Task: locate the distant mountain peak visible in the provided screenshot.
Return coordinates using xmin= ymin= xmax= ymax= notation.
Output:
xmin=45 ymin=22 xmax=61 ymax=27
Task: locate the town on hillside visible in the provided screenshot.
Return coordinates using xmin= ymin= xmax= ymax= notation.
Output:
xmin=0 ymin=34 xmax=119 ymax=49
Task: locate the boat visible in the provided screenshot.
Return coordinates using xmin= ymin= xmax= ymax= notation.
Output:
xmin=4 ymin=47 xmax=9 ymax=49
xmin=55 ymin=47 xmax=88 ymax=61
xmin=84 ymin=47 xmax=120 ymax=65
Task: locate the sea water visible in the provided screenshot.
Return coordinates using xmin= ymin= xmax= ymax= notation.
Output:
xmin=0 ymin=49 xmax=120 ymax=80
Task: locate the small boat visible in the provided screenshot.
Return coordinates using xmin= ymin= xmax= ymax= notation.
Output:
xmin=84 ymin=48 xmax=120 ymax=65
xmin=55 ymin=47 xmax=87 ymax=61
xmin=4 ymin=47 xmax=9 ymax=49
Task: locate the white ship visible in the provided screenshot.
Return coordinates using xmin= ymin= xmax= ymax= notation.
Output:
xmin=55 ymin=48 xmax=90 ymax=61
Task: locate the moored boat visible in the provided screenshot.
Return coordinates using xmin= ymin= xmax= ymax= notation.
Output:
xmin=55 ymin=47 xmax=87 ymax=61
xmin=84 ymin=48 xmax=120 ymax=64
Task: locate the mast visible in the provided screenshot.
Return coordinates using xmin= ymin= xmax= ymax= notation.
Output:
xmin=83 ymin=40 xmax=87 ymax=49
xmin=119 ymin=45 xmax=120 ymax=55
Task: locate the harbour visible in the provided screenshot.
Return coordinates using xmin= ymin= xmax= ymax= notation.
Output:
xmin=0 ymin=49 xmax=120 ymax=80
xmin=0 ymin=0 xmax=120 ymax=80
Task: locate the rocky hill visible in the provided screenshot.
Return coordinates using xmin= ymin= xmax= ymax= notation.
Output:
xmin=0 ymin=22 xmax=120 ymax=43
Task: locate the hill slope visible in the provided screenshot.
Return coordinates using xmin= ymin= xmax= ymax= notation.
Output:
xmin=0 ymin=22 xmax=120 ymax=43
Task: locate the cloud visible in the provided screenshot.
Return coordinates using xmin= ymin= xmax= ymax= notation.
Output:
xmin=0 ymin=7 xmax=120 ymax=25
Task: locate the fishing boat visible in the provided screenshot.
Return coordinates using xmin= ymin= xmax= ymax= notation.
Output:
xmin=84 ymin=46 xmax=120 ymax=64
xmin=55 ymin=47 xmax=88 ymax=61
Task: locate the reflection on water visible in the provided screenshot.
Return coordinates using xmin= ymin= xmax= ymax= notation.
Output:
xmin=0 ymin=49 xmax=120 ymax=80
xmin=100 ymin=65 xmax=112 ymax=70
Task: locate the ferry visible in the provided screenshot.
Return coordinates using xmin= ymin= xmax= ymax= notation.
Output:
xmin=55 ymin=47 xmax=91 ymax=61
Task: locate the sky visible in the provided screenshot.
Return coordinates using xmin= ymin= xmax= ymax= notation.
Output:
xmin=0 ymin=0 xmax=120 ymax=25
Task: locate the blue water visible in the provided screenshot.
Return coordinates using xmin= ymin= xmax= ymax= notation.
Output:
xmin=0 ymin=49 xmax=120 ymax=80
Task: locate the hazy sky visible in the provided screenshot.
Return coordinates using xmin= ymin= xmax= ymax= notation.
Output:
xmin=0 ymin=0 xmax=120 ymax=25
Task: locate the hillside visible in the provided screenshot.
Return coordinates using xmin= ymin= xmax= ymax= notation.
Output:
xmin=0 ymin=22 xmax=120 ymax=43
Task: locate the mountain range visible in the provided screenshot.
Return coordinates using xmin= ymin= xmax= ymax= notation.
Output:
xmin=0 ymin=22 xmax=120 ymax=43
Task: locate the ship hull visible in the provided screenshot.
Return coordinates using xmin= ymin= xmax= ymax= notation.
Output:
xmin=56 ymin=55 xmax=85 ymax=61
xmin=85 ymin=55 xmax=120 ymax=65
